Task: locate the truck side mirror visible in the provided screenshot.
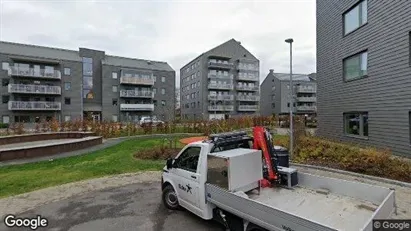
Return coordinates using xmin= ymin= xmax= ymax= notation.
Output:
xmin=166 ymin=158 xmax=173 ymax=169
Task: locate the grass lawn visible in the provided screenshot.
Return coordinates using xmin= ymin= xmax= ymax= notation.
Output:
xmin=0 ymin=136 xmax=188 ymax=198
xmin=0 ymin=134 xmax=288 ymax=198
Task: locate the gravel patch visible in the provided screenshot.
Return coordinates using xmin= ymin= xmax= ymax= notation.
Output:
xmin=0 ymin=171 xmax=161 ymax=219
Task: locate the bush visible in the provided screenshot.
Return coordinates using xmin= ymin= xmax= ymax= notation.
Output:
xmin=0 ymin=123 xmax=9 ymax=129
xmin=294 ymin=136 xmax=411 ymax=183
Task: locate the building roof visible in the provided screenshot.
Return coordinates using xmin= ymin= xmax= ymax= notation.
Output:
xmin=0 ymin=41 xmax=82 ymax=62
xmin=273 ymin=73 xmax=313 ymax=82
xmin=102 ymin=55 xmax=174 ymax=72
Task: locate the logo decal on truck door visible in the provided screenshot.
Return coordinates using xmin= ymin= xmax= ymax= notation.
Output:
xmin=178 ymin=184 xmax=192 ymax=194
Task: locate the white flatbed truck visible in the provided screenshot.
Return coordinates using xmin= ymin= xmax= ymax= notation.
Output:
xmin=161 ymin=134 xmax=396 ymax=231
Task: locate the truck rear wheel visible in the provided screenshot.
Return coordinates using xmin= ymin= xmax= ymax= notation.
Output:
xmin=246 ymin=223 xmax=267 ymax=231
xmin=162 ymin=185 xmax=180 ymax=210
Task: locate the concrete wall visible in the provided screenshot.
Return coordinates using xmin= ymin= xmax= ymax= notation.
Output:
xmin=316 ymin=0 xmax=411 ymax=156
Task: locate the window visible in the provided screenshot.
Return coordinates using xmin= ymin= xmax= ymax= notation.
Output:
xmin=2 ymin=79 xmax=9 ymax=86
xmin=344 ymin=0 xmax=367 ymax=35
xmin=2 ymin=95 xmax=9 ymax=104
xmin=153 ymin=76 xmax=157 ymax=82
xmin=112 ymin=115 xmax=118 ymax=122
xmin=2 ymin=62 xmax=9 ymax=70
xmin=64 ymin=97 xmax=71 ymax=105
xmin=64 ymin=68 xmax=71 ymax=76
xmin=272 ymin=103 xmax=275 ymax=108
xmin=161 ymin=100 xmax=166 ymax=106
xmin=2 ymin=115 xmax=9 ymax=124
xmin=409 ymin=32 xmax=411 ymax=66
xmin=112 ymin=99 xmax=118 ymax=105
xmin=173 ymin=146 xmax=201 ymax=173
xmin=161 ymin=76 xmax=166 ymax=82
xmin=64 ymin=82 xmax=71 ymax=91
xmin=287 ymin=103 xmax=290 ymax=107
xmin=153 ymin=88 xmax=157 ymax=95
xmin=161 ymin=88 xmax=165 ymax=95
xmin=83 ymin=76 xmax=93 ymax=89
xmin=153 ymin=100 xmax=157 ymax=106
xmin=112 ymin=85 xmax=118 ymax=92
xmin=344 ymin=112 xmax=368 ymax=137
xmin=64 ymin=115 xmax=71 ymax=122
xmin=82 ymin=57 xmax=93 ymax=75
xmin=343 ymin=51 xmax=368 ymax=81
xmin=112 ymin=72 xmax=118 ymax=79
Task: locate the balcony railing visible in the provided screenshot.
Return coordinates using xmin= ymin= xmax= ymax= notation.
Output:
xmin=120 ymin=103 xmax=154 ymax=111
xmin=237 ymin=63 xmax=259 ymax=71
xmin=208 ymin=61 xmax=234 ymax=69
xmin=208 ymin=83 xmax=233 ymax=90
xmin=120 ymin=76 xmax=154 ymax=85
xmin=236 ymin=85 xmax=259 ymax=91
xmin=120 ymin=90 xmax=154 ymax=98
xmin=236 ymin=95 xmax=260 ymax=101
xmin=208 ymin=105 xmax=234 ymax=111
xmin=238 ymin=105 xmax=259 ymax=111
xmin=8 ymin=101 xmax=61 ymax=111
xmin=8 ymin=84 xmax=61 ymax=95
xmin=296 ymin=105 xmax=317 ymax=111
xmin=208 ymin=95 xmax=234 ymax=101
xmin=207 ymin=73 xmax=234 ymax=80
xmin=296 ymin=96 xmax=317 ymax=102
xmin=237 ymin=74 xmax=259 ymax=81
xmin=9 ymin=66 xmax=61 ymax=80
xmin=296 ymin=86 xmax=316 ymax=93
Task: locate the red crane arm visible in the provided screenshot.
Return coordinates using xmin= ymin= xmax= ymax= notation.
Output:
xmin=252 ymin=126 xmax=278 ymax=182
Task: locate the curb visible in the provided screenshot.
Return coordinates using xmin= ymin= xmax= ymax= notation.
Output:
xmin=291 ymin=162 xmax=411 ymax=188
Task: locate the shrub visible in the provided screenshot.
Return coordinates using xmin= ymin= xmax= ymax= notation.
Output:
xmin=0 ymin=123 xmax=9 ymax=129
xmin=294 ymin=136 xmax=411 ymax=183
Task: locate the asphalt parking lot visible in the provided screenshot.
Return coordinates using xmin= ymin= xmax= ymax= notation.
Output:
xmin=0 ymin=182 xmax=223 ymax=231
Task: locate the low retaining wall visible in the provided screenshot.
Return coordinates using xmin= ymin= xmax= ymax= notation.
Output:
xmin=0 ymin=137 xmax=102 ymax=161
xmin=0 ymin=132 xmax=96 ymax=145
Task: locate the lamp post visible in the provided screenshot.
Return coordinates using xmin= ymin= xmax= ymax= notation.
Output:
xmin=285 ymin=38 xmax=294 ymax=156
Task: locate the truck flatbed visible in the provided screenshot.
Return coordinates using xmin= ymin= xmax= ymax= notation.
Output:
xmin=206 ymin=172 xmax=396 ymax=231
xmin=249 ymin=186 xmax=375 ymax=231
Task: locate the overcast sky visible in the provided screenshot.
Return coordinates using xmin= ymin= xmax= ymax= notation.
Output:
xmin=0 ymin=0 xmax=316 ymax=87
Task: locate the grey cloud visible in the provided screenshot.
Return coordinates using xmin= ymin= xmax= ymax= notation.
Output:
xmin=0 ymin=0 xmax=316 ymax=88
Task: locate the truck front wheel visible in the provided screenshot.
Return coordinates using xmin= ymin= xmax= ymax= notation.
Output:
xmin=162 ymin=185 xmax=180 ymax=210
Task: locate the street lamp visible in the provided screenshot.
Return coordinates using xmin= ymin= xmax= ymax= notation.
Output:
xmin=285 ymin=38 xmax=294 ymax=156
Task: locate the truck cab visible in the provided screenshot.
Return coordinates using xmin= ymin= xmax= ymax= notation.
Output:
xmin=161 ymin=141 xmax=217 ymax=220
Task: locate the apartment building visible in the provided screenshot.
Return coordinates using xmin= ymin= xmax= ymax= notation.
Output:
xmin=260 ymin=70 xmax=317 ymax=116
xmin=0 ymin=41 xmax=175 ymax=124
xmin=180 ymin=39 xmax=260 ymax=120
xmin=317 ymin=0 xmax=411 ymax=156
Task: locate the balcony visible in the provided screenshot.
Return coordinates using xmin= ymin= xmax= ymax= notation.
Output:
xmin=208 ymin=95 xmax=234 ymax=101
xmin=296 ymin=96 xmax=317 ymax=102
xmin=120 ymin=90 xmax=154 ymax=98
xmin=120 ymin=103 xmax=154 ymax=111
xmin=8 ymin=101 xmax=61 ymax=111
xmin=237 ymin=74 xmax=259 ymax=81
xmin=238 ymin=105 xmax=259 ymax=111
xmin=237 ymin=95 xmax=260 ymax=101
xmin=296 ymin=105 xmax=317 ymax=111
xmin=207 ymin=73 xmax=234 ymax=80
xmin=208 ymin=83 xmax=233 ymax=90
xmin=236 ymin=62 xmax=259 ymax=71
xmin=208 ymin=105 xmax=234 ymax=111
xmin=296 ymin=86 xmax=316 ymax=93
xmin=9 ymin=66 xmax=61 ymax=80
xmin=120 ymin=76 xmax=154 ymax=85
xmin=208 ymin=61 xmax=234 ymax=70
xmin=236 ymin=85 xmax=259 ymax=91
xmin=8 ymin=84 xmax=61 ymax=95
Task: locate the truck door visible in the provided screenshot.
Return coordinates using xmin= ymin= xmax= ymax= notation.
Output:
xmin=171 ymin=145 xmax=201 ymax=213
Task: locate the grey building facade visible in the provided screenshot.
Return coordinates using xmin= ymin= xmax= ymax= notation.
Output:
xmin=317 ymin=0 xmax=411 ymax=156
xmin=260 ymin=70 xmax=317 ymax=116
xmin=180 ymin=39 xmax=260 ymax=120
xmin=0 ymin=41 xmax=175 ymax=124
